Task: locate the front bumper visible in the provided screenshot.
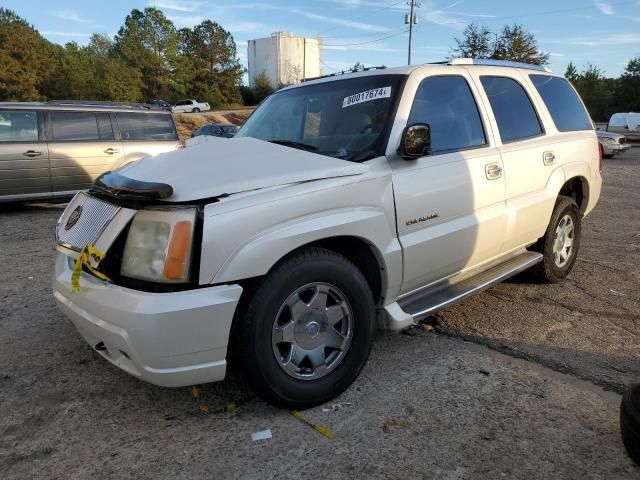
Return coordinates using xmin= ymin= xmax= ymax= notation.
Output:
xmin=602 ymin=142 xmax=631 ymax=155
xmin=53 ymin=254 xmax=243 ymax=387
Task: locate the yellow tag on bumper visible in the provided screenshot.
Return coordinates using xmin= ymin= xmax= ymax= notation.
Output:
xmin=71 ymin=245 xmax=112 ymax=292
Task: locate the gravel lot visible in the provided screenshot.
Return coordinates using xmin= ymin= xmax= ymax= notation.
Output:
xmin=0 ymin=148 xmax=639 ymax=479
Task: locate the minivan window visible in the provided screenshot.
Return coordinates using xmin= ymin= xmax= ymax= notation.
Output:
xmin=408 ymin=75 xmax=486 ymax=154
xmin=530 ymin=75 xmax=592 ymax=132
xmin=116 ymin=113 xmax=178 ymax=141
xmin=51 ymin=112 xmax=100 ymax=141
xmin=480 ymin=76 xmax=543 ymax=143
xmin=0 ymin=110 xmax=38 ymax=142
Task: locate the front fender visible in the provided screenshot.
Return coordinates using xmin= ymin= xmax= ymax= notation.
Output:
xmin=199 ymin=172 xmax=403 ymax=300
xmin=212 ymin=207 xmax=401 ymax=287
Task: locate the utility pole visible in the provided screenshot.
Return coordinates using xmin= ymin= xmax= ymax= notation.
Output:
xmin=405 ymin=0 xmax=420 ymax=65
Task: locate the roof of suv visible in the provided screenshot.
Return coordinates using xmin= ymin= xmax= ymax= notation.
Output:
xmin=0 ymin=101 xmax=171 ymax=114
xmin=285 ymin=58 xmax=558 ymax=91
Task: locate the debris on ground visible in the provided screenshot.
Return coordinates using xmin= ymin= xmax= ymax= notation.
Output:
xmin=321 ymin=402 xmax=353 ymax=412
xmin=292 ymin=411 xmax=336 ymax=439
xmin=383 ymin=417 xmax=410 ymax=432
xmin=251 ymin=429 xmax=272 ymax=442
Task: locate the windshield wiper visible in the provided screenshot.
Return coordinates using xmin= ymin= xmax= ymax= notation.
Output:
xmin=267 ymin=139 xmax=319 ymax=152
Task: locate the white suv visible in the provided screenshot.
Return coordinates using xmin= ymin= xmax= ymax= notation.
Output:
xmin=53 ymin=59 xmax=601 ymax=408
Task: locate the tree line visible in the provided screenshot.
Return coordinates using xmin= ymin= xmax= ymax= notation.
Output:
xmin=453 ymin=22 xmax=640 ymax=121
xmin=0 ymin=7 xmax=244 ymax=107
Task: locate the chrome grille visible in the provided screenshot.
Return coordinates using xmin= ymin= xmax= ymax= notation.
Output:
xmin=56 ymin=193 xmax=121 ymax=251
xmin=619 ymin=137 xmax=626 ymax=144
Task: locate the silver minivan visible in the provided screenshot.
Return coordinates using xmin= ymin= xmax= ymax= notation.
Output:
xmin=0 ymin=101 xmax=181 ymax=202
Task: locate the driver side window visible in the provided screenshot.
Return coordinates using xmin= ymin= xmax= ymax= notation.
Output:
xmin=408 ymin=75 xmax=486 ymax=154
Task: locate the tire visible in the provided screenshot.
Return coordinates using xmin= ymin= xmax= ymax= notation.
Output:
xmin=531 ymin=195 xmax=582 ymax=283
xmin=604 ymin=154 xmax=615 ymax=159
xmin=192 ymin=107 xmax=200 ymax=113
xmin=237 ymin=247 xmax=376 ymax=409
xmin=621 ymin=384 xmax=640 ymax=465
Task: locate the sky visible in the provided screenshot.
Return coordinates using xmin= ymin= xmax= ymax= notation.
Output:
xmin=4 ymin=0 xmax=640 ymax=79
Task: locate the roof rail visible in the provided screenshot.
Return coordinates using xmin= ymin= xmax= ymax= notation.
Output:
xmin=303 ymin=65 xmax=387 ymax=82
xmin=448 ymin=58 xmax=551 ymax=72
xmin=46 ymin=100 xmax=160 ymax=110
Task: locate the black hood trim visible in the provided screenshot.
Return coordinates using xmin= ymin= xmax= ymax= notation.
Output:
xmin=93 ymin=171 xmax=173 ymax=200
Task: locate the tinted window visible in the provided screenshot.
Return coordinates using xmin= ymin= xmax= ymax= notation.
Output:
xmin=480 ymin=76 xmax=543 ymax=143
xmin=530 ymin=75 xmax=592 ymax=132
xmin=0 ymin=110 xmax=38 ymax=142
xmin=96 ymin=113 xmax=115 ymax=140
xmin=51 ymin=112 xmax=100 ymax=141
xmin=408 ymin=75 xmax=486 ymax=153
xmin=116 ymin=113 xmax=178 ymax=141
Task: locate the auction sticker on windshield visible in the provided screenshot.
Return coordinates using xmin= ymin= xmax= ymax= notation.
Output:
xmin=342 ymin=87 xmax=391 ymax=108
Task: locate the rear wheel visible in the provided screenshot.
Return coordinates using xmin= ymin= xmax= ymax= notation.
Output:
xmin=532 ymin=195 xmax=582 ymax=283
xmin=237 ymin=248 xmax=376 ymax=409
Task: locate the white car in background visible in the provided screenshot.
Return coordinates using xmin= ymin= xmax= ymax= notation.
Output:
xmin=597 ymin=130 xmax=630 ymax=158
xmin=172 ymin=99 xmax=211 ymax=113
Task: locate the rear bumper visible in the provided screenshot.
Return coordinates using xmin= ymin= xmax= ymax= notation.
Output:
xmin=53 ymin=254 xmax=242 ymax=387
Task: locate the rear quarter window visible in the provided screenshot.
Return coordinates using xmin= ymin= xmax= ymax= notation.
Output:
xmin=116 ymin=113 xmax=178 ymax=141
xmin=529 ymin=75 xmax=593 ymax=132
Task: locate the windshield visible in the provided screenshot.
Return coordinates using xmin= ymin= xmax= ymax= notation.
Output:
xmin=235 ymin=74 xmax=406 ymax=161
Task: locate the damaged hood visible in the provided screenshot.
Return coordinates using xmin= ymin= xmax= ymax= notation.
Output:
xmin=116 ymin=137 xmax=369 ymax=202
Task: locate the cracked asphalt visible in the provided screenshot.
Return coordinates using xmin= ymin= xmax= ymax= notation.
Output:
xmin=0 ymin=148 xmax=639 ymax=479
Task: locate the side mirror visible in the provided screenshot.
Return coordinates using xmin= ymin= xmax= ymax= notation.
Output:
xmin=398 ymin=123 xmax=431 ymax=159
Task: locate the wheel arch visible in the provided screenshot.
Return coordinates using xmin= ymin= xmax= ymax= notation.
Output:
xmin=559 ymin=175 xmax=589 ymax=214
xmin=233 ymin=235 xmax=389 ymax=306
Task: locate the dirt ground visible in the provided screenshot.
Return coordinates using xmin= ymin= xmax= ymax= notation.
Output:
xmin=0 ymin=148 xmax=638 ymax=479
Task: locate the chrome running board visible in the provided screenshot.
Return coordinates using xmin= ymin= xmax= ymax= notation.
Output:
xmin=398 ymin=251 xmax=542 ymax=322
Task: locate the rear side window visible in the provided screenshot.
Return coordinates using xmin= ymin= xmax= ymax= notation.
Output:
xmin=50 ymin=112 xmax=100 ymax=141
xmin=408 ymin=75 xmax=486 ymax=154
xmin=96 ymin=113 xmax=115 ymax=140
xmin=480 ymin=76 xmax=543 ymax=143
xmin=116 ymin=113 xmax=178 ymax=141
xmin=0 ymin=110 xmax=38 ymax=142
xmin=529 ymin=75 xmax=592 ymax=132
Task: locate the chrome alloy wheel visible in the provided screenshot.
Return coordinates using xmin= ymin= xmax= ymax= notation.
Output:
xmin=271 ymin=282 xmax=354 ymax=380
xmin=553 ymin=214 xmax=575 ymax=268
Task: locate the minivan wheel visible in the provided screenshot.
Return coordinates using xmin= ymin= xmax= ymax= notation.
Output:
xmin=532 ymin=195 xmax=582 ymax=283
xmin=192 ymin=107 xmax=200 ymax=113
xmin=237 ymin=247 xmax=376 ymax=409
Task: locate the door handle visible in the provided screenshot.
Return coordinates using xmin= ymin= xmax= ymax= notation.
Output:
xmin=543 ymin=151 xmax=555 ymax=166
xmin=104 ymin=148 xmax=120 ymax=155
xmin=22 ymin=150 xmax=42 ymax=157
xmin=485 ymin=162 xmax=503 ymax=180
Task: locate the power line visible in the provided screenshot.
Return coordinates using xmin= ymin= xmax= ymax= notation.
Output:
xmin=323 ymin=27 xmax=409 ymax=47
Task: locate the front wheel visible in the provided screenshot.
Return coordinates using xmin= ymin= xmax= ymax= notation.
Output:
xmin=532 ymin=195 xmax=582 ymax=283
xmin=237 ymin=248 xmax=376 ymax=409
xmin=192 ymin=107 xmax=200 ymax=113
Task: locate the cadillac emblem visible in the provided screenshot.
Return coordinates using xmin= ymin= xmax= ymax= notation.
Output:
xmin=65 ymin=205 xmax=83 ymax=231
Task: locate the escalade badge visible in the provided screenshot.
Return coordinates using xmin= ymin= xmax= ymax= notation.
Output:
xmin=65 ymin=206 xmax=83 ymax=231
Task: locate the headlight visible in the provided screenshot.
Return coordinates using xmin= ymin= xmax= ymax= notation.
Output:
xmin=603 ymin=138 xmax=615 ymax=145
xmin=121 ymin=207 xmax=196 ymax=283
